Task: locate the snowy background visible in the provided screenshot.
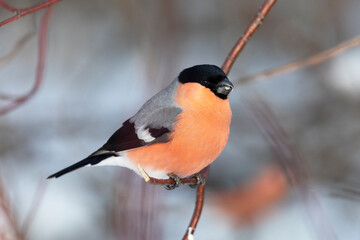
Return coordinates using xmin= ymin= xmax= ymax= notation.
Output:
xmin=1 ymin=0 xmax=360 ymax=239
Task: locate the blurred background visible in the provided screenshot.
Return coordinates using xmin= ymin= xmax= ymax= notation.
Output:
xmin=1 ymin=0 xmax=360 ymax=239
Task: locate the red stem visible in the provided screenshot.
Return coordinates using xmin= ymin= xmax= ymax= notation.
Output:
xmin=0 ymin=5 xmax=53 ymax=115
xmin=221 ymin=0 xmax=277 ymax=75
xmin=0 ymin=0 xmax=61 ymax=27
xmin=0 ymin=0 xmax=17 ymax=12
xmin=144 ymin=166 xmax=210 ymax=187
xmin=182 ymin=183 xmax=206 ymax=240
xmin=21 ymin=180 xmax=48 ymax=237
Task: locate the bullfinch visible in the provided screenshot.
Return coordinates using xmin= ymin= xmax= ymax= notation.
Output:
xmin=48 ymin=64 xmax=233 ymax=186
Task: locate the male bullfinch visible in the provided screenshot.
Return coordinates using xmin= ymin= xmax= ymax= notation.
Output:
xmin=48 ymin=64 xmax=233 ymax=185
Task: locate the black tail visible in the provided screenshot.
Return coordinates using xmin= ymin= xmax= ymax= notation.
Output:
xmin=47 ymin=153 xmax=115 ymax=179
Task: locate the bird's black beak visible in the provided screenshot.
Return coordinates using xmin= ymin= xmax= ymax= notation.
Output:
xmin=216 ymin=78 xmax=233 ymax=96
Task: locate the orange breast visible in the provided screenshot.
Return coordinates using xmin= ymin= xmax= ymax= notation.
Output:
xmin=127 ymin=83 xmax=231 ymax=177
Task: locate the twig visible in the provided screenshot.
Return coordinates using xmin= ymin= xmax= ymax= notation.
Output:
xmin=235 ymin=34 xmax=360 ymax=85
xmin=137 ymin=164 xmax=209 ymax=187
xmin=0 ymin=177 xmax=23 ymax=240
xmin=0 ymin=31 xmax=34 ymax=69
xmin=182 ymin=184 xmax=205 ymax=240
xmin=0 ymin=0 xmax=61 ymax=27
xmin=221 ymin=0 xmax=277 ymax=75
xmin=0 ymin=178 xmax=48 ymax=239
xmin=330 ymin=180 xmax=360 ymax=201
xmin=21 ymin=180 xmax=48 ymax=237
xmin=0 ymin=0 xmax=17 ymax=12
xmin=138 ymin=164 xmax=209 ymax=239
xmin=0 ymin=5 xmax=53 ymax=116
xmin=0 ymin=15 xmax=36 ymax=99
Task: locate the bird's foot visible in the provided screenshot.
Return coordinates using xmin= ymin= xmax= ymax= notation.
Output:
xmin=164 ymin=174 xmax=181 ymax=190
xmin=188 ymin=172 xmax=205 ymax=188
xmin=137 ymin=163 xmax=206 ymax=190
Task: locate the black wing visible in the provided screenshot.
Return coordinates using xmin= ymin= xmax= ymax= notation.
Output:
xmin=100 ymin=119 xmax=171 ymax=152
xmin=47 ymin=119 xmax=172 ymax=179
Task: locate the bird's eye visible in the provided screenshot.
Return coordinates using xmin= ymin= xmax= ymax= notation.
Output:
xmin=202 ymin=80 xmax=209 ymax=85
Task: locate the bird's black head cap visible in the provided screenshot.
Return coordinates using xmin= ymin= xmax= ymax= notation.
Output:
xmin=178 ymin=64 xmax=233 ymax=99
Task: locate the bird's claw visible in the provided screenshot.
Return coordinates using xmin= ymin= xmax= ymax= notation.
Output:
xmin=165 ymin=174 xmax=181 ymax=190
xmin=189 ymin=172 xmax=204 ymax=188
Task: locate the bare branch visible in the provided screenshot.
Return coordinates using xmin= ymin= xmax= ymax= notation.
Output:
xmin=21 ymin=180 xmax=48 ymax=237
xmin=0 ymin=31 xmax=34 ymax=69
xmin=0 ymin=0 xmax=17 ymax=12
xmin=235 ymin=34 xmax=360 ymax=85
xmin=0 ymin=0 xmax=61 ymax=27
xmin=182 ymin=183 xmax=205 ymax=240
xmin=221 ymin=0 xmax=277 ymax=75
xmin=0 ymin=177 xmax=23 ymax=240
xmin=137 ymin=164 xmax=209 ymax=239
xmin=0 ymin=6 xmax=53 ymax=116
xmin=137 ymin=164 xmax=209 ymax=187
xmin=0 ymin=178 xmax=47 ymax=239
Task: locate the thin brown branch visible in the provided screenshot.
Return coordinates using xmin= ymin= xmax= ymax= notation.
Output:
xmin=0 ymin=177 xmax=23 ymax=240
xmin=138 ymin=164 xmax=209 ymax=239
xmin=182 ymin=183 xmax=205 ymax=240
xmin=0 ymin=6 xmax=53 ymax=116
xmin=0 ymin=31 xmax=34 ymax=68
xmin=0 ymin=0 xmax=61 ymax=27
xmin=0 ymin=16 xmax=36 ymax=99
xmin=330 ymin=180 xmax=360 ymax=201
xmin=221 ymin=0 xmax=277 ymax=75
xmin=21 ymin=180 xmax=48 ymax=237
xmin=137 ymin=164 xmax=209 ymax=187
xmin=144 ymin=175 xmax=198 ymax=186
xmin=235 ymin=34 xmax=360 ymax=85
xmin=0 ymin=178 xmax=47 ymax=239
xmin=0 ymin=0 xmax=17 ymax=12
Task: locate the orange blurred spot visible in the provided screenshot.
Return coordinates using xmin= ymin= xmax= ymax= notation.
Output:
xmin=211 ymin=164 xmax=288 ymax=225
